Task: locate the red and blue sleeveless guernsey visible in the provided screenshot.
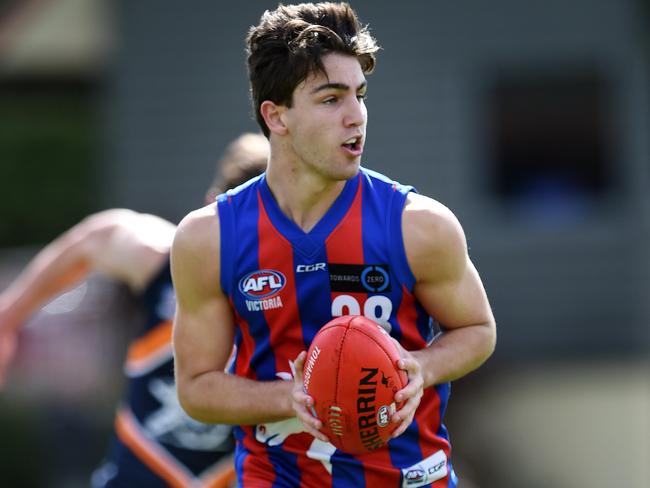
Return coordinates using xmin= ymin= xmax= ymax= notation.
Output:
xmin=217 ymin=168 xmax=457 ymax=488
xmin=93 ymin=261 xmax=235 ymax=488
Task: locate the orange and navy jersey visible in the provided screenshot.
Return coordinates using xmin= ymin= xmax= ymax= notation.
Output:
xmin=99 ymin=262 xmax=235 ymax=488
xmin=217 ymin=168 xmax=457 ymax=488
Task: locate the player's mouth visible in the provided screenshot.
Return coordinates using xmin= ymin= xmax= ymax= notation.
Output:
xmin=341 ymin=135 xmax=363 ymax=157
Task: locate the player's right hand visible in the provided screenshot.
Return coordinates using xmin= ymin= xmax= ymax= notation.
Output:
xmin=291 ymin=351 xmax=329 ymax=443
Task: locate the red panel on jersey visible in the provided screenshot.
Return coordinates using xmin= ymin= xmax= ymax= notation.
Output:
xmin=396 ymin=285 xmax=427 ymax=350
xmin=286 ymin=432 xmax=332 ymax=487
xmin=230 ymin=300 xmax=258 ymax=380
xmin=240 ymin=426 xmax=276 ymax=487
xmin=257 ymin=193 xmax=306 ymax=377
xmin=360 ymin=449 xmax=402 ymax=486
xmin=326 ymin=181 xmax=366 ymax=314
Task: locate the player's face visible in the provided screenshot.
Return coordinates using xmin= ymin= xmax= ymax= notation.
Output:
xmin=282 ymin=53 xmax=367 ymax=181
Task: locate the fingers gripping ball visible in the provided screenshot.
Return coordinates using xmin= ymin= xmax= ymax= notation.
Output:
xmin=302 ymin=315 xmax=408 ymax=454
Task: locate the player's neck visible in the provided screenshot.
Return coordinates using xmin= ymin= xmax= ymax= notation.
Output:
xmin=265 ymin=164 xmax=346 ymax=234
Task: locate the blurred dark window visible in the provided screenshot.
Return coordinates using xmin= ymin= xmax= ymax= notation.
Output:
xmin=0 ymin=78 xmax=100 ymax=246
xmin=488 ymin=70 xmax=616 ymax=224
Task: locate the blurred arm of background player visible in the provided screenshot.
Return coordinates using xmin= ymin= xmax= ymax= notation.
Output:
xmin=0 ymin=132 xmax=270 ymax=388
xmin=0 ymin=209 xmax=175 ymax=387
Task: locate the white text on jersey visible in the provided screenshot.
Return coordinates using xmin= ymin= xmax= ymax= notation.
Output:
xmin=296 ymin=263 xmax=327 ymax=273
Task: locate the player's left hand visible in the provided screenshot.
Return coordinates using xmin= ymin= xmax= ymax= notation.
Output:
xmin=291 ymin=351 xmax=329 ymax=443
xmin=390 ymin=340 xmax=424 ymax=438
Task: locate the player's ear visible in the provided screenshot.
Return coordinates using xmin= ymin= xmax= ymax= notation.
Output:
xmin=260 ymin=101 xmax=288 ymax=136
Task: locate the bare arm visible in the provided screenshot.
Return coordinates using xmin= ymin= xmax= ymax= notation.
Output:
xmin=390 ymin=193 xmax=496 ymax=436
xmin=0 ymin=209 xmax=174 ymax=384
xmin=171 ymin=204 xmax=294 ymax=425
xmin=403 ymin=193 xmax=496 ymax=387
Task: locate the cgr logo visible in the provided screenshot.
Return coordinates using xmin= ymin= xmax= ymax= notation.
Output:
xmin=296 ymin=263 xmax=326 ymax=273
xmin=238 ymin=270 xmax=286 ymax=299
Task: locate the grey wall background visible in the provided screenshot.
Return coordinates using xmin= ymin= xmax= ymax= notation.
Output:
xmin=106 ymin=0 xmax=650 ymax=359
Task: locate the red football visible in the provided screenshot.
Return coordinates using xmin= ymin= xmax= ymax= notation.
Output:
xmin=302 ymin=315 xmax=408 ymax=454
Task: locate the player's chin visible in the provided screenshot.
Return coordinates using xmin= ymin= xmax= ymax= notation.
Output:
xmin=336 ymin=159 xmax=361 ymax=180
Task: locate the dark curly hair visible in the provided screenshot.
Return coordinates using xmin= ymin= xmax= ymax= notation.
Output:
xmin=246 ymin=2 xmax=380 ymax=136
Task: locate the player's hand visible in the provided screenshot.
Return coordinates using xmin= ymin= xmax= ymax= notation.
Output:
xmin=390 ymin=340 xmax=424 ymax=438
xmin=291 ymin=351 xmax=329 ymax=443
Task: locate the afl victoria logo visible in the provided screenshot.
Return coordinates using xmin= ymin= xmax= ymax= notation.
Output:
xmin=238 ymin=269 xmax=286 ymax=299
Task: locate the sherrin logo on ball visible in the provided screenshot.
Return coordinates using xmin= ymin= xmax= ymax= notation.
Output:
xmin=303 ymin=315 xmax=408 ymax=454
xmin=238 ymin=269 xmax=286 ymax=299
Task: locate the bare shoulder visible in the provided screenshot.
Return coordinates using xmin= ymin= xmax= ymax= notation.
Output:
xmin=171 ymin=204 xmax=222 ymax=304
xmin=77 ymin=209 xmax=175 ymax=247
xmin=77 ymin=209 xmax=176 ymax=290
xmin=127 ymin=211 xmax=176 ymax=248
xmin=75 ymin=208 xmax=137 ymax=237
xmin=173 ymin=204 xmax=221 ymax=256
xmin=402 ymin=193 xmax=468 ymax=283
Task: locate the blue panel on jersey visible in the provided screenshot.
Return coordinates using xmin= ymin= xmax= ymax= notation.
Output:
xmin=267 ymin=447 xmax=301 ymax=488
xmin=233 ymin=436 xmax=248 ymax=484
xmin=361 ymin=170 xmax=435 ymax=346
xmin=387 ymin=418 xmax=424 ymax=469
xmin=367 ymin=167 xmax=417 ymax=292
xmin=447 ymin=457 xmax=459 ymax=487
xmin=360 ymin=169 xmax=407 ymax=342
xmin=416 ymin=302 xmax=436 ymax=345
xmin=259 ymin=174 xmax=359 ymax=258
xmin=331 ymin=450 xmax=366 ymax=487
xmin=217 ymin=196 xmax=235 ymax=295
xmin=435 ymin=383 xmax=452 ymax=436
xmin=293 ymin=248 xmax=332 ymax=347
xmin=221 ymin=179 xmax=278 ymax=381
xmin=228 ymin=328 xmax=242 ymax=375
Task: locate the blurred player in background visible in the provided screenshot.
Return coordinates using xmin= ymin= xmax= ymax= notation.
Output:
xmin=172 ymin=3 xmax=496 ymax=487
xmin=0 ymin=132 xmax=269 ymax=487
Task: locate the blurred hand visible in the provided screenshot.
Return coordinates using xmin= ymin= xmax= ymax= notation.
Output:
xmin=291 ymin=351 xmax=329 ymax=443
xmin=390 ymin=339 xmax=424 ymax=438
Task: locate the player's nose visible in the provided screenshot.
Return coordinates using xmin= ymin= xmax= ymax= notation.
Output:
xmin=343 ymin=96 xmax=366 ymax=128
